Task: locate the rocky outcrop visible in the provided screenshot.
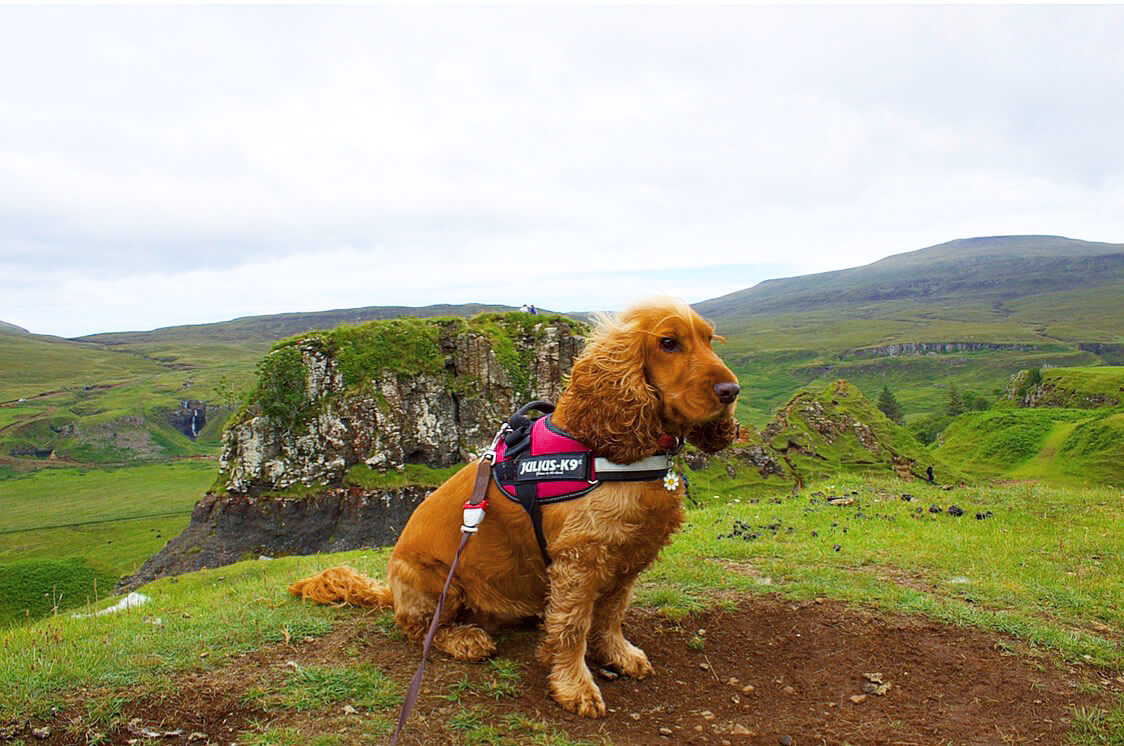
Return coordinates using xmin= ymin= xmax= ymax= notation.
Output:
xmin=116 ymin=486 xmax=431 ymax=593
xmin=220 ymin=316 xmax=584 ymax=494
xmin=1078 ymin=343 xmax=1124 ymax=364
xmin=735 ymin=444 xmax=787 ymax=478
xmin=1003 ymin=369 xmax=1121 ymax=408
xmin=122 ymin=314 xmax=586 ymax=590
xmin=841 ymin=342 xmax=1040 ymax=359
xmin=762 ymin=380 xmax=925 ymax=481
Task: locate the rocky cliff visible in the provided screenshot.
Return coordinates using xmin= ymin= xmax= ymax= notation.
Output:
xmin=841 ymin=341 xmax=1042 ymax=359
xmin=220 ymin=314 xmax=585 ymax=494
xmin=117 ymin=486 xmax=430 ymax=592
xmin=122 ymin=314 xmax=586 ymax=590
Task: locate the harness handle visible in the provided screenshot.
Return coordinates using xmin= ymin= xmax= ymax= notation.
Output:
xmin=513 ymin=400 xmax=555 ymax=418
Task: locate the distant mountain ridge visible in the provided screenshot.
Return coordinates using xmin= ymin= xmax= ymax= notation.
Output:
xmin=695 ymin=235 xmax=1124 ymax=318
xmin=0 ymin=320 xmax=29 ymax=336
xmin=76 ymin=303 xmax=532 ymax=345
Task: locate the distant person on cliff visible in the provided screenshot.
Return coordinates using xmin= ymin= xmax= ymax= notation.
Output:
xmin=519 ymin=303 xmax=530 ymax=313
xmin=926 ymin=465 xmax=935 ymax=483
xmin=529 ymin=304 xmax=538 ymax=315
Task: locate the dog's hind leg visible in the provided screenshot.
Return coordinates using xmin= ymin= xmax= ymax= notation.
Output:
xmin=540 ymin=549 xmax=607 ymax=718
xmin=589 ymin=576 xmax=653 ymax=679
xmin=389 ymin=563 xmax=496 ymax=662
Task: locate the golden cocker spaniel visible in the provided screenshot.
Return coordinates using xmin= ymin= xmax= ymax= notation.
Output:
xmin=291 ymin=297 xmax=740 ymax=717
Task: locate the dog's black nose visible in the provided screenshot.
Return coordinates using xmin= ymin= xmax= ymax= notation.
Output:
xmin=715 ymin=382 xmax=740 ymax=404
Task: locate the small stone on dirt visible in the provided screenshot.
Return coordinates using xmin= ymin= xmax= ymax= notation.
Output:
xmin=188 ymin=733 xmax=207 ymax=742
xmin=31 ymin=726 xmax=50 ymax=739
xmin=700 ymin=662 xmax=710 ymax=670
xmin=783 ymin=685 xmax=796 ymax=695
xmin=695 ymin=725 xmax=705 ymax=732
xmin=862 ymin=672 xmax=883 ymax=683
xmin=342 ymin=704 xmax=358 ymax=715
xmin=630 ymin=712 xmax=641 ymax=721
xmin=701 ymin=710 xmax=716 ymax=720
xmin=726 ymin=676 xmax=739 ymax=685
xmin=742 ymin=684 xmax=755 ymax=693
xmin=730 ymin=723 xmax=755 ymax=735
xmin=598 ymin=667 xmax=620 ymax=680
xmin=659 ymin=727 xmax=673 ymax=737
xmin=850 ymin=694 xmax=868 ymax=704
xmin=780 ymin=737 xmax=794 ymax=746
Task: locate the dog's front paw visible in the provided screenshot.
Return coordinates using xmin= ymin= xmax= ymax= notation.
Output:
xmin=595 ymin=637 xmax=654 ymax=679
xmin=610 ymin=643 xmax=654 ymax=680
xmin=551 ymin=678 xmax=606 ymax=719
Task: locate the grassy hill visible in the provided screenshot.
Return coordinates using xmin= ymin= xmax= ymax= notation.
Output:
xmin=934 ymin=367 xmax=1124 ymax=485
xmin=0 ymin=304 xmax=536 ymax=471
xmin=695 ymin=236 xmax=1123 ymax=426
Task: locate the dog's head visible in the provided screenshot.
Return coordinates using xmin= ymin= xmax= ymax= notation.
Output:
xmin=560 ymin=297 xmax=740 ymax=464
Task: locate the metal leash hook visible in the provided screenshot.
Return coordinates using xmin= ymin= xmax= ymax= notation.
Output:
xmin=461 ymin=424 xmax=507 ymax=533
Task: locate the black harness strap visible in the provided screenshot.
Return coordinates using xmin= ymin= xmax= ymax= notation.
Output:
xmin=515 ymin=482 xmax=552 ymax=568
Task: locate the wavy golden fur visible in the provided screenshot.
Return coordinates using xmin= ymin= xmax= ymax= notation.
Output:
xmin=290 ymin=297 xmax=739 ymax=717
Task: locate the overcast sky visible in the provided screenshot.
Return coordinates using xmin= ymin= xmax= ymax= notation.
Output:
xmin=1 ymin=5 xmax=1122 ymax=337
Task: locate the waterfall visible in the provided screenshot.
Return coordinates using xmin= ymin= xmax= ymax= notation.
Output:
xmin=191 ymin=409 xmax=200 ymax=437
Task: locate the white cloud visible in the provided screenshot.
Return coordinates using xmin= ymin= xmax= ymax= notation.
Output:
xmin=0 ymin=5 xmax=1121 ymax=335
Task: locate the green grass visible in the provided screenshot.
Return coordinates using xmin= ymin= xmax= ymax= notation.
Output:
xmin=2 ymin=472 xmax=1119 ymax=727
xmin=0 ymin=462 xmax=214 ymax=624
xmin=266 ymin=662 xmax=400 ymax=712
xmin=638 ymin=472 xmax=1123 ymax=667
xmin=0 ymin=549 xmax=388 ymax=721
xmin=0 ymin=559 xmax=118 ymax=628
xmin=343 ymin=462 xmax=465 ymax=491
xmin=0 ymin=462 xmax=213 ymax=532
xmin=937 ymin=408 xmax=1124 ymax=484
xmin=1068 ymin=697 xmax=1124 ymax=745
xmin=443 ymin=658 xmax=523 ymax=702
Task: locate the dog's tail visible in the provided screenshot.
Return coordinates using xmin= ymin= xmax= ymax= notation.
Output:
xmin=288 ymin=565 xmax=394 ymax=609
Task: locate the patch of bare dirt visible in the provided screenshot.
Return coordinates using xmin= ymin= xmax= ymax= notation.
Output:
xmin=15 ymin=595 xmax=1122 ymax=745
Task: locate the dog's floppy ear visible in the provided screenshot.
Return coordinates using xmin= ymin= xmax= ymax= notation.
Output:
xmin=561 ymin=321 xmax=663 ymax=464
xmin=687 ymin=415 xmax=738 ymax=454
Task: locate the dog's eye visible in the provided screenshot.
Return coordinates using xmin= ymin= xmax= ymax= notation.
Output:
xmin=659 ymin=337 xmax=679 ymax=352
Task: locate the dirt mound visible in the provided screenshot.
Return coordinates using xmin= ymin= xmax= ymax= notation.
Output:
xmin=21 ymin=595 xmax=1118 ymax=745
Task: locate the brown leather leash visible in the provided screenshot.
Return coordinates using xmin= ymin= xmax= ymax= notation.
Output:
xmin=388 ymin=425 xmax=507 ymax=746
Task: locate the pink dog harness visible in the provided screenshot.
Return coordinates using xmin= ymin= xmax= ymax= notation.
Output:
xmin=490 ymin=401 xmax=682 ymax=566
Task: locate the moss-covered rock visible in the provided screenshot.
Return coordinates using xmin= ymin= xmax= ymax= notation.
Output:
xmin=220 ymin=313 xmax=586 ymax=494
xmin=1003 ymin=366 xmax=1123 ymax=408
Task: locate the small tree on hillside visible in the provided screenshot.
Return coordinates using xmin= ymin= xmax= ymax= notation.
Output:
xmin=877 ymin=385 xmax=905 ymax=424
xmin=946 ymin=383 xmax=964 ymax=417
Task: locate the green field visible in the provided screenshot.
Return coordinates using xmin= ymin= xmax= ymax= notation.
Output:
xmin=0 ymin=463 xmax=214 ymax=626
xmin=0 ymin=470 xmax=1119 ymax=741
